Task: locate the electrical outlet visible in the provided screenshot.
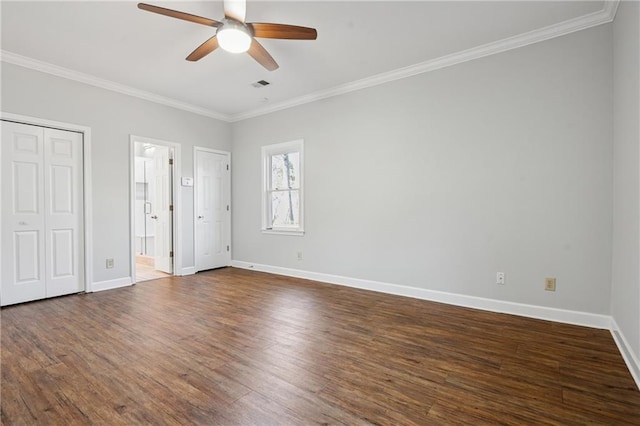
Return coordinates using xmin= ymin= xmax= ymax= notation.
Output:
xmin=106 ymin=258 xmax=114 ymax=269
xmin=545 ymin=277 xmax=556 ymax=291
xmin=297 ymin=251 xmax=303 ymax=261
xmin=496 ymin=272 xmax=505 ymax=285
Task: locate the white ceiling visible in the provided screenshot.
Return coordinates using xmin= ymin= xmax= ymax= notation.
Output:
xmin=1 ymin=1 xmax=609 ymax=121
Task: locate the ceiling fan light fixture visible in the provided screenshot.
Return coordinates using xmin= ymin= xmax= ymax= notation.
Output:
xmin=138 ymin=2 xmax=316 ymax=70
xmin=217 ymin=21 xmax=252 ymax=53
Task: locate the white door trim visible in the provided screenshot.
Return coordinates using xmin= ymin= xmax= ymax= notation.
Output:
xmin=193 ymin=146 xmax=231 ymax=271
xmin=0 ymin=112 xmax=94 ymax=293
xmin=129 ymin=135 xmax=182 ymax=282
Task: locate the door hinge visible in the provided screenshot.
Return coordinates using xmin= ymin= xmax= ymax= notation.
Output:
xmin=226 ymin=205 xmax=229 ymax=211
xmin=169 ymin=204 xmax=173 ymax=211
xmin=227 ymin=245 xmax=230 ymax=252
xmin=169 ymin=158 xmax=174 ymax=165
xmin=169 ymin=251 xmax=174 ymax=258
xmin=226 ymin=164 xmax=229 ymax=171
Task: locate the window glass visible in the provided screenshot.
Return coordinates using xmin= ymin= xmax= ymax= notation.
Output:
xmin=262 ymin=140 xmax=304 ymax=234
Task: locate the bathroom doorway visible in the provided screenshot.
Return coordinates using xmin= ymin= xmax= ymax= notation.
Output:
xmin=132 ymin=140 xmax=174 ymax=282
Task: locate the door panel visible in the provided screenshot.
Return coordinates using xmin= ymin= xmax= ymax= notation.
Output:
xmin=13 ymin=132 xmax=39 ymax=154
xmin=50 ymin=165 xmax=73 ymax=213
xmin=44 ymin=128 xmax=83 ymax=298
xmin=2 ymin=121 xmax=46 ymax=305
xmin=195 ymin=149 xmax=230 ymax=271
xmin=13 ymin=162 xmax=39 ymax=213
xmin=153 ymin=145 xmax=172 ymax=274
xmin=51 ymin=229 xmax=74 ymax=278
xmin=214 ymin=171 xmax=223 ymax=258
xmin=14 ymin=231 xmax=40 ymax=282
xmin=214 ymin=221 xmax=223 ymax=255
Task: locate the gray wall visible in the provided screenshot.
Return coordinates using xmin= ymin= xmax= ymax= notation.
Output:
xmin=231 ymin=24 xmax=614 ymax=315
xmin=612 ymin=1 xmax=640 ymax=362
xmin=1 ymin=63 xmax=231 ymax=283
xmin=0 ymin=17 xmax=624 ymax=322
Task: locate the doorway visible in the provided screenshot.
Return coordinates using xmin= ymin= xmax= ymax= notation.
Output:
xmin=130 ymin=136 xmax=180 ymax=283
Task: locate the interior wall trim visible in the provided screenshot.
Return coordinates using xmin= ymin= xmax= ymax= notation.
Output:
xmin=230 ymin=260 xmax=612 ymax=330
xmin=0 ymin=1 xmax=619 ymax=123
xmin=129 ymin=134 xmax=184 ymax=284
xmin=91 ymin=277 xmax=132 ymax=293
xmin=0 ymin=50 xmax=231 ymax=122
xmin=179 ymin=266 xmax=197 ymax=276
xmin=611 ymin=319 xmax=640 ymax=390
xmin=230 ymin=0 xmax=620 ymax=121
xmin=230 ymin=260 xmax=640 ymax=385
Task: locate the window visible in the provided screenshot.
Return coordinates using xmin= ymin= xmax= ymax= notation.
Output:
xmin=262 ymin=140 xmax=304 ymax=235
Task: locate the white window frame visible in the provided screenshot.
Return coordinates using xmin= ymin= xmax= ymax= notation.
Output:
xmin=261 ymin=139 xmax=304 ymax=236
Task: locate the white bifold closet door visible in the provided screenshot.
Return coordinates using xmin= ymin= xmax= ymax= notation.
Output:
xmin=1 ymin=121 xmax=84 ymax=306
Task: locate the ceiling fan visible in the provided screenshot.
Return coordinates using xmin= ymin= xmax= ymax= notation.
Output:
xmin=138 ymin=0 xmax=317 ymax=71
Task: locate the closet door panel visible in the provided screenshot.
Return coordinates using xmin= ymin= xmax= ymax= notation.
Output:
xmin=1 ymin=121 xmax=46 ymax=305
xmin=14 ymin=231 xmax=41 ymax=282
xmin=44 ymin=128 xmax=84 ymax=298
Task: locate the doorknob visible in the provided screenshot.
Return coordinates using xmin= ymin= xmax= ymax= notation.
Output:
xmin=150 ymin=215 xmax=158 ymax=219
xmin=198 ymin=215 xmax=204 ymax=219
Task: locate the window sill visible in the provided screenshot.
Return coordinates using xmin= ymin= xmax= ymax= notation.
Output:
xmin=261 ymin=229 xmax=305 ymax=236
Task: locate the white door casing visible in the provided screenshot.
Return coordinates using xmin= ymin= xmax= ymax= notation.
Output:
xmin=130 ymin=135 xmax=181 ymax=281
xmin=1 ymin=121 xmax=84 ymax=305
xmin=195 ymin=148 xmax=230 ymax=271
xmin=153 ymin=145 xmax=172 ymax=274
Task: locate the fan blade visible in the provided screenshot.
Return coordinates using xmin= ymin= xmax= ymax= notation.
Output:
xmin=249 ymin=23 xmax=317 ymax=40
xmin=186 ymin=36 xmax=219 ymax=61
xmin=138 ymin=3 xmax=220 ymax=27
xmin=224 ymin=0 xmax=246 ymax=22
xmin=247 ymin=39 xmax=279 ymax=71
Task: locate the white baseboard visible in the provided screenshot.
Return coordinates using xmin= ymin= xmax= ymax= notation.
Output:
xmin=611 ymin=319 xmax=640 ymax=390
xmin=179 ymin=266 xmax=196 ymax=276
xmin=231 ymin=260 xmax=612 ymax=330
xmin=91 ymin=277 xmax=132 ymax=293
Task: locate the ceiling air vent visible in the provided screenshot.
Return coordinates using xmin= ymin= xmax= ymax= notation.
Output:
xmin=251 ymin=80 xmax=270 ymax=88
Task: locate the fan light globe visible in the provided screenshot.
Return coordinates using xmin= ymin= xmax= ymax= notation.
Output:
xmin=217 ymin=23 xmax=251 ymax=54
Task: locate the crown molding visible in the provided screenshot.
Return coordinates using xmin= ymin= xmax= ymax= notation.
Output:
xmin=230 ymin=0 xmax=620 ymax=122
xmin=1 ymin=1 xmax=619 ymax=124
xmin=0 ymin=50 xmax=232 ymax=122
xmin=603 ymin=0 xmax=621 ymax=21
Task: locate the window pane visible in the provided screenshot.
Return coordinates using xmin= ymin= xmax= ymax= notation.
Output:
xmin=271 ymin=190 xmax=299 ymax=227
xmin=271 ymin=152 xmax=299 ymax=190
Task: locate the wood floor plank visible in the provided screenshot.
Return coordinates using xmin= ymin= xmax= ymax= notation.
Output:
xmin=2 ymin=267 xmax=639 ymax=424
xmin=215 ymin=390 xmax=306 ymax=426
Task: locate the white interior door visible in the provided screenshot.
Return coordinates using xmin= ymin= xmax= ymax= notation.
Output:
xmin=1 ymin=122 xmax=46 ymax=305
xmin=44 ymin=128 xmax=84 ymax=298
xmin=1 ymin=121 xmax=84 ymax=306
xmin=195 ymin=149 xmax=230 ymax=271
xmin=153 ymin=145 xmax=172 ymax=273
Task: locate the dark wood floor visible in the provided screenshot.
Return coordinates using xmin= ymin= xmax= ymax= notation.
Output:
xmin=2 ymin=267 xmax=639 ymax=425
